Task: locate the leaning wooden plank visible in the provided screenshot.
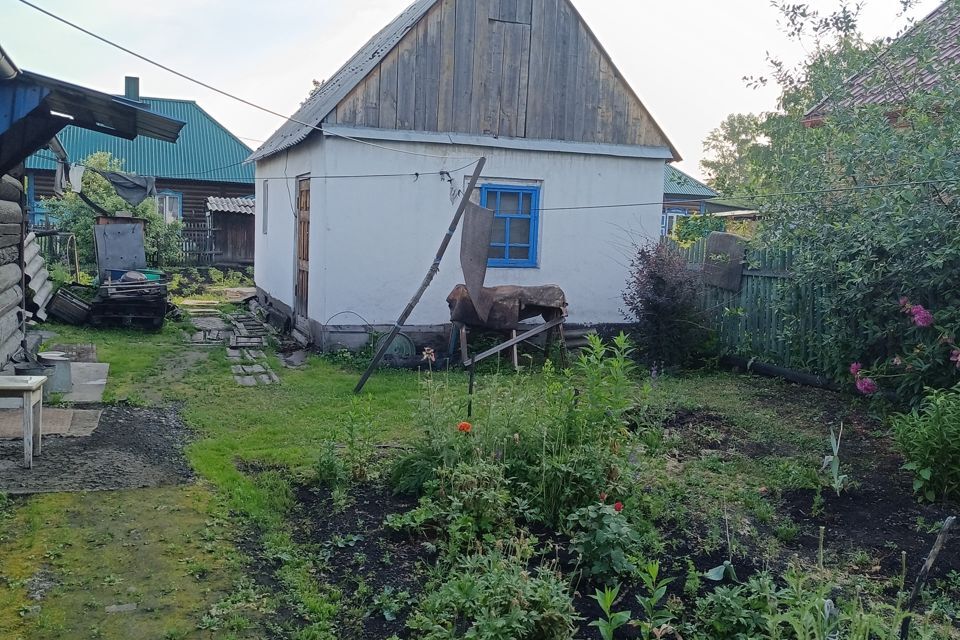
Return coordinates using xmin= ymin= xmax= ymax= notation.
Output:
xmin=0 ymin=201 xmax=23 ymax=223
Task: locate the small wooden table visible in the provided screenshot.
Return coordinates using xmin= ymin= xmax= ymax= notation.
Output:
xmin=0 ymin=376 xmax=47 ymax=468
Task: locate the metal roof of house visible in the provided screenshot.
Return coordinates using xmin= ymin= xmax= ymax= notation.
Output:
xmin=664 ymin=165 xmax=717 ymax=198
xmin=248 ymin=0 xmax=436 ymax=162
xmin=207 ymin=195 xmax=255 ymax=215
xmin=26 ymin=97 xmax=253 ymax=184
xmin=805 ymin=0 xmax=960 ymax=121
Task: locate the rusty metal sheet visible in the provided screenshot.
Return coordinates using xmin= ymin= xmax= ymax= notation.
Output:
xmin=447 ymin=284 xmax=567 ymax=330
xmin=459 ymin=201 xmax=495 ymax=322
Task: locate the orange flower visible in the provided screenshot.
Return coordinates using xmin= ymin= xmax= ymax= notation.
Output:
xmin=457 ymin=421 xmax=472 ymax=433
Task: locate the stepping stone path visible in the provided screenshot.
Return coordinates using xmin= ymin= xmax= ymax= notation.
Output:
xmin=181 ymin=301 xmax=280 ymax=386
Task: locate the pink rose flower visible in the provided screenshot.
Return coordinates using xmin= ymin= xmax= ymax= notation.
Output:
xmin=910 ymin=305 xmax=934 ymax=328
xmin=849 ymin=362 xmax=863 ymax=377
xmin=856 ymin=377 xmax=879 ymax=395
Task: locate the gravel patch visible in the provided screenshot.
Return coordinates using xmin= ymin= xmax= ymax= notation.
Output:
xmin=0 ymin=405 xmax=194 ymax=494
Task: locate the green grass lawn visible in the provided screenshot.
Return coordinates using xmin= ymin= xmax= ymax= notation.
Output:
xmin=3 ymin=324 xmax=955 ymax=638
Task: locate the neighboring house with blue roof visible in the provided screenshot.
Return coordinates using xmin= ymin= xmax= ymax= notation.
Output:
xmin=24 ymin=77 xmax=254 ymax=227
xmin=661 ymin=165 xmax=718 ymax=236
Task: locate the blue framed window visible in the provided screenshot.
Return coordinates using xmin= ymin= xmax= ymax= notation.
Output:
xmin=157 ymin=191 xmax=183 ymax=223
xmin=481 ymin=184 xmax=540 ymax=268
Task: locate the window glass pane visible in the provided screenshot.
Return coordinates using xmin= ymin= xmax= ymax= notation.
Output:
xmin=521 ymin=193 xmax=532 ymax=215
xmin=509 ymin=217 xmax=530 ymax=244
xmin=509 ymin=246 xmax=530 ymax=261
xmin=488 ymin=244 xmax=506 ymax=260
xmin=491 ymin=218 xmax=506 ymax=243
xmin=499 ymin=192 xmax=520 ymax=215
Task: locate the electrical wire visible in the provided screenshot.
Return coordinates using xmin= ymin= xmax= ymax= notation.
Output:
xmin=16 ymin=0 xmax=482 ymax=163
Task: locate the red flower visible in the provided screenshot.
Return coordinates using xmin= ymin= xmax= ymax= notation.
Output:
xmin=457 ymin=421 xmax=472 ymax=433
xmin=613 ymin=501 xmax=624 ymax=513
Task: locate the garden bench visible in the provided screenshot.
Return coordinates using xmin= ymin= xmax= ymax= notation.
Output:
xmin=0 ymin=375 xmax=46 ymax=468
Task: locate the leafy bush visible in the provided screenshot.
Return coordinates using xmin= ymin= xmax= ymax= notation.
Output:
xmin=622 ymin=240 xmax=706 ymax=366
xmin=406 ymin=538 xmax=575 ymax=639
xmin=893 ymin=384 xmax=960 ymax=502
xmin=566 ymin=500 xmax=644 ymax=581
xmin=674 ymin=214 xmax=725 ymax=245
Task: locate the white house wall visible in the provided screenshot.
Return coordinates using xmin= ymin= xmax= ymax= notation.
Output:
xmin=254 ymin=143 xmax=312 ymax=311
xmin=255 ymin=135 xmax=664 ymax=329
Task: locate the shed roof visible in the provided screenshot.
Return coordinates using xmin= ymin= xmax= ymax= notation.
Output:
xmin=207 ymin=195 xmax=255 ymax=215
xmin=664 ymin=165 xmax=717 ymax=198
xmin=805 ymin=0 xmax=960 ymax=122
xmin=26 ymin=97 xmax=253 ymax=184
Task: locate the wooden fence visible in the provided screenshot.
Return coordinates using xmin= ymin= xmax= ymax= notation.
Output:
xmin=675 ymin=237 xmax=838 ymax=376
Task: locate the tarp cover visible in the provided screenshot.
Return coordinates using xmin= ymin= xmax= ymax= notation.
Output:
xmin=702 ymin=231 xmax=746 ymax=292
xmin=447 ymin=284 xmax=567 ymax=330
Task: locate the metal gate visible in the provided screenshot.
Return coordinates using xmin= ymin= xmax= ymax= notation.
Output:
xmin=295 ymin=177 xmax=310 ymax=328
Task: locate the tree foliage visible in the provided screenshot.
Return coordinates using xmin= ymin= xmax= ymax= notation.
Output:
xmin=699 ymin=0 xmax=960 ymax=405
xmin=41 ymin=152 xmax=183 ymax=269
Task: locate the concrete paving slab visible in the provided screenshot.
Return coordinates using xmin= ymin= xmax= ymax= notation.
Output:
xmin=62 ymin=363 xmax=109 ymax=402
xmin=0 ymin=409 xmax=102 ymax=439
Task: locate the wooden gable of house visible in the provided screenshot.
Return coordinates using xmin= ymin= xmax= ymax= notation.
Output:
xmin=323 ymin=0 xmax=677 ymax=156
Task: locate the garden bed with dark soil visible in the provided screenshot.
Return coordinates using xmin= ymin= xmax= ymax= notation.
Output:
xmin=289 ymin=483 xmax=425 ymax=639
xmin=779 ymin=417 xmax=960 ymax=582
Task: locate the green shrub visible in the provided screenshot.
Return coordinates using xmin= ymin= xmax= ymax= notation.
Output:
xmin=622 ymin=240 xmax=707 ymax=366
xmin=566 ymin=501 xmax=645 ymax=581
xmin=893 ymin=384 xmax=960 ymax=501
xmin=406 ymin=538 xmax=575 ymax=639
xmin=391 ymin=334 xmax=641 ymax=527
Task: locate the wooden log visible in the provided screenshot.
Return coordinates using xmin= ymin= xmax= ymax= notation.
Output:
xmin=0 ymin=176 xmax=23 ymax=203
xmin=0 ymin=285 xmax=22 ymax=318
xmin=0 ymin=329 xmax=23 ymax=367
xmin=0 ymin=201 xmax=23 ymax=223
xmin=0 ymin=264 xmax=21 ymax=291
xmin=0 ymin=246 xmax=18 ymax=266
xmin=0 ymin=307 xmax=21 ymax=345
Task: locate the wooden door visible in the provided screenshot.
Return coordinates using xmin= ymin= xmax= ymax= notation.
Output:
xmin=295 ymin=177 xmax=310 ymax=325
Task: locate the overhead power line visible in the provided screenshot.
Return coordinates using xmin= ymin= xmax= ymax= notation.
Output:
xmin=16 ymin=0 xmax=480 ymax=162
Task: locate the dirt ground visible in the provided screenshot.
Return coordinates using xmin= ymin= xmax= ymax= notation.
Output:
xmin=0 ymin=404 xmax=193 ymax=494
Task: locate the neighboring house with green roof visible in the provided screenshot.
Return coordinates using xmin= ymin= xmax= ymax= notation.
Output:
xmin=661 ymin=165 xmax=718 ymax=236
xmin=24 ymin=77 xmax=254 ymax=227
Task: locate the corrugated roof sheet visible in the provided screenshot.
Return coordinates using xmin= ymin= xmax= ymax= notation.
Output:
xmin=805 ymin=0 xmax=960 ymax=120
xmin=207 ymin=196 xmax=255 ymax=215
xmin=248 ymin=0 xmax=437 ymax=162
xmin=664 ymin=165 xmax=717 ymax=198
xmin=26 ymin=97 xmax=253 ymax=184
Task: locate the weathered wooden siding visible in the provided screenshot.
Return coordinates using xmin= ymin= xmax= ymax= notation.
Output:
xmin=323 ymin=0 xmax=670 ymax=149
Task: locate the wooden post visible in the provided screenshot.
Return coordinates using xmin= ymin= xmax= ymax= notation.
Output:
xmin=899 ymin=516 xmax=955 ymax=640
xmin=510 ymin=329 xmax=519 ymax=370
xmin=459 ymin=325 xmax=468 ymax=365
xmin=355 ymin=158 xmax=486 ymax=393
xmin=22 ymin=389 xmax=32 ymax=468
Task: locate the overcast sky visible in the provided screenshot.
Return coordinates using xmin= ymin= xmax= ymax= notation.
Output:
xmin=2 ymin=0 xmax=942 ymax=180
